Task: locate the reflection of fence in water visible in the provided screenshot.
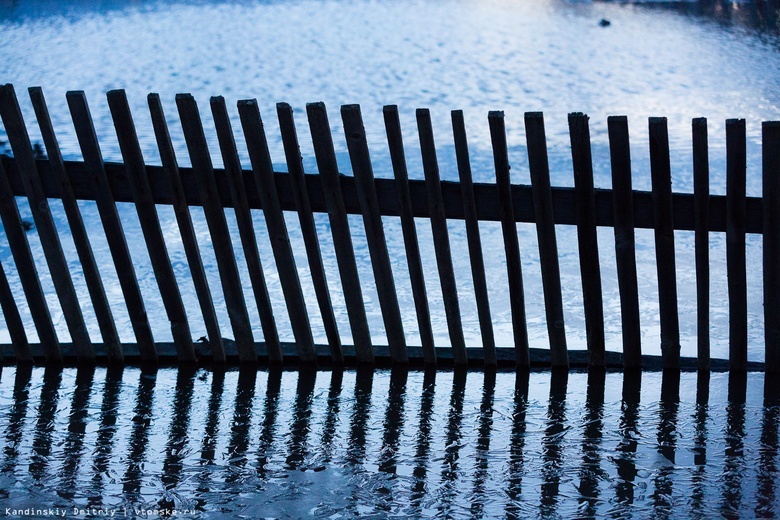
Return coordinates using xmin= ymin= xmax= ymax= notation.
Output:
xmin=0 ymin=83 xmax=779 ymax=370
xmin=0 ymin=367 xmax=778 ymax=516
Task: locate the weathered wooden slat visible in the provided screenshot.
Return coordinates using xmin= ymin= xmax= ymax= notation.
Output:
xmin=209 ymin=97 xmax=281 ymax=363
xmin=148 ymin=94 xmax=225 ymax=363
xmin=341 ymin=104 xmax=408 ymax=364
xmin=107 ymin=90 xmax=195 ymax=363
xmin=383 ymin=106 xmax=436 ymax=365
xmin=67 ymin=91 xmax=157 ymax=362
xmin=648 ymin=117 xmax=680 ymax=370
xmin=417 ymin=108 xmax=468 ymax=366
xmin=1 ymin=155 xmax=769 ymax=234
xmin=452 ymin=110 xmax=496 ymax=366
xmin=277 ymin=103 xmax=343 ymax=363
xmin=692 ymin=118 xmax=710 ymax=371
xmin=0 ymin=145 xmax=61 ymax=362
xmin=237 ymin=99 xmax=317 ymax=363
xmin=726 ymin=118 xmax=748 ymax=371
xmin=175 ymin=93 xmax=256 ymax=363
xmin=29 ymin=87 xmax=123 ymax=363
xmin=0 ymin=260 xmax=31 ymax=361
xmin=0 ymin=84 xmax=93 ymax=360
xmin=525 ymin=112 xmax=568 ymax=368
xmin=608 ymin=116 xmax=641 ymax=368
xmin=568 ymin=113 xmax=605 ymax=367
xmin=488 ymin=111 xmax=529 ymax=367
xmin=764 ymin=121 xmax=780 ymax=374
xmin=306 ymin=102 xmax=373 ymax=363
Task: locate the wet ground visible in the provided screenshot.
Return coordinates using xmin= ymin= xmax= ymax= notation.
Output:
xmin=0 ymin=366 xmax=777 ymax=518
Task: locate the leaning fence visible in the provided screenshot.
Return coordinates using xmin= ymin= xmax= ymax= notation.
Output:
xmin=0 ymin=84 xmax=777 ymax=371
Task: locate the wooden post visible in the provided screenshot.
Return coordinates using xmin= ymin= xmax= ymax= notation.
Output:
xmin=341 ymin=104 xmax=408 ymax=364
xmin=30 ymin=87 xmax=123 ymax=363
xmin=417 ymin=108 xmax=468 ymax=366
xmin=525 ymin=112 xmax=568 ymax=368
xmin=607 ymin=116 xmax=641 ymax=368
xmin=306 ymin=102 xmax=373 ymax=363
xmin=383 ymin=106 xmax=436 ymax=365
xmin=175 ymin=94 xmax=256 ymax=363
xmin=568 ymin=113 xmax=605 ymax=367
xmin=236 ymin=98 xmax=317 ymax=363
xmin=147 ymin=93 xmax=225 ymax=363
xmin=488 ymin=111 xmax=529 ymax=367
xmin=726 ymin=118 xmax=747 ymax=371
xmin=67 ymin=91 xmax=157 ymax=363
xmin=107 ymin=90 xmax=195 ymax=363
xmin=692 ymin=118 xmax=710 ymax=371
xmin=648 ymin=117 xmax=680 ymax=370
xmin=0 ymin=84 xmax=93 ymax=360
xmin=764 ymin=121 xmax=780 ymax=374
xmin=209 ymin=97 xmax=282 ymax=363
xmin=277 ymin=103 xmax=343 ymax=363
xmin=0 ymin=259 xmax=30 ymax=361
xmin=452 ymin=110 xmax=496 ymax=366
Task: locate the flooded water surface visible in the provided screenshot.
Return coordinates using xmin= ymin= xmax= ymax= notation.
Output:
xmin=0 ymin=366 xmax=778 ymax=518
xmin=0 ymin=0 xmax=779 ymax=362
xmin=1 ymin=1 xmax=779 ymax=517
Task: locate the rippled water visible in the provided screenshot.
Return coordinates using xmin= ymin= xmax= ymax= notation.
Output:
xmin=0 ymin=0 xmax=779 ymax=360
xmin=0 ymin=367 xmax=777 ymax=518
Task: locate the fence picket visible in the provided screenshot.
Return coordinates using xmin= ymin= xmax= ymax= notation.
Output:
xmin=726 ymin=118 xmax=748 ymax=371
xmin=452 ymin=110 xmax=496 ymax=366
xmin=30 ymin=87 xmax=123 ymax=363
xmin=525 ymin=112 xmax=568 ymax=367
xmin=307 ymin=102 xmax=373 ymax=363
xmin=607 ymin=116 xmax=642 ymax=368
xmin=568 ymin=113 xmax=605 ymax=367
xmin=417 ymin=108 xmax=468 ymax=366
xmin=147 ymin=93 xmax=225 ymax=363
xmin=107 ymin=89 xmax=195 ymax=362
xmin=0 ymin=252 xmax=30 ymax=361
xmin=383 ymin=106 xmax=436 ymax=365
xmin=341 ymin=104 xmax=408 ymax=364
xmin=0 ymin=84 xmax=93 ymax=360
xmin=692 ymin=118 xmax=710 ymax=371
xmin=175 ymin=94 xmax=256 ymax=363
xmin=649 ymin=117 xmax=681 ymax=370
xmin=489 ymin=111 xmax=530 ymax=367
xmin=277 ymin=103 xmax=343 ymax=363
xmin=67 ymin=91 xmax=157 ymax=362
xmin=237 ymin=98 xmax=317 ymax=363
xmin=210 ymin=96 xmax=282 ymax=363
xmin=764 ymin=121 xmax=780 ymax=374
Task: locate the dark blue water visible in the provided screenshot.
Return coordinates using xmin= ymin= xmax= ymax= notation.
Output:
xmin=1 ymin=4 xmax=779 ymax=513
xmin=0 ymin=366 xmax=777 ymax=518
xmin=0 ymin=0 xmax=779 ymax=361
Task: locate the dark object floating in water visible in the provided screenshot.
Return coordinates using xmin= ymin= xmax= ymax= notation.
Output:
xmin=32 ymin=142 xmax=45 ymax=159
xmin=599 ymin=19 xmax=611 ymax=27
xmin=21 ymin=219 xmax=33 ymax=231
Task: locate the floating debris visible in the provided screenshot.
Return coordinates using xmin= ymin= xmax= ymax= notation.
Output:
xmin=32 ymin=142 xmax=46 ymax=159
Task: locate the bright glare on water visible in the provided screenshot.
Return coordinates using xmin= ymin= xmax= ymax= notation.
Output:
xmin=0 ymin=0 xmax=779 ymax=360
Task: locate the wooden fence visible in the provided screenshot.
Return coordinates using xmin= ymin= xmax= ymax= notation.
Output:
xmin=0 ymin=84 xmax=777 ymax=371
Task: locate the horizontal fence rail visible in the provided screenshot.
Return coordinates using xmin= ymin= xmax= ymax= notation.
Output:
xmin=0 ymin=84 xmax=777 ymax=371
